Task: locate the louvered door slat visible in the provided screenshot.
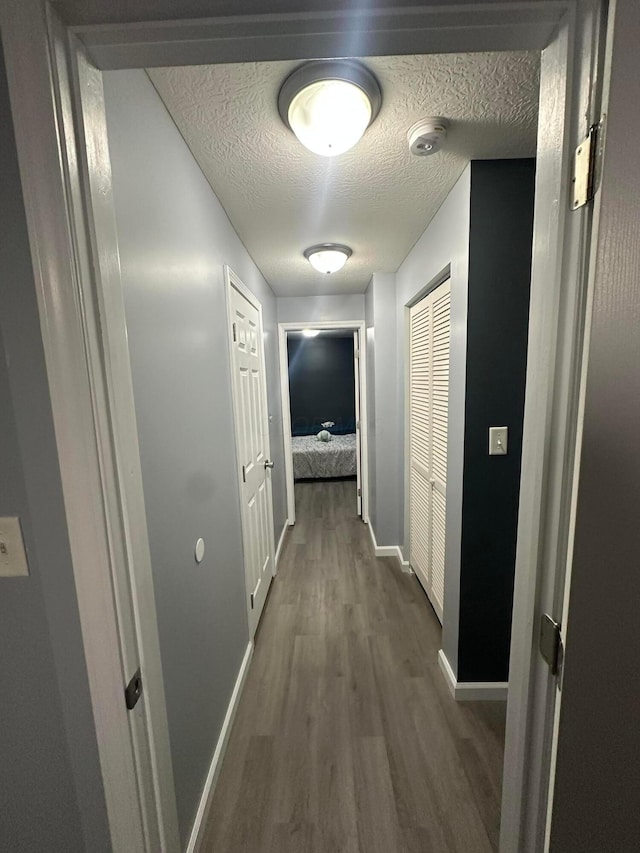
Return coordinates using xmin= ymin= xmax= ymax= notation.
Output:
xmin=410 ymin=298 xmax=431 ymax=474
xmin=408 ymin=279 xmax=451 ymax=624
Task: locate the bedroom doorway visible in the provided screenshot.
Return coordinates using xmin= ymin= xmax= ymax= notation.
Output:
xmin=278 ymin=321 xmax=369 ymax=526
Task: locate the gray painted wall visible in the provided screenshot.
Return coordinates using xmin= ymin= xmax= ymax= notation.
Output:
xmin=103 ymin=69 xmax=285 ymax=846
xmin=364 ymin=273 xmax=400 ymax=545
xmin=277 ymin=293 xmax=365 ymax=323
xmin=391 ymin=161 xmax=533 ymax=681
xmin=0 ymin=41 xmax=109 ymax=852
xmin=364 ymin=281 xmax=377 ymax=532
xmin=395 ymin=165 xmax=471 ymax=670
xmin=549 ymin=0 xmax=640 ymax=847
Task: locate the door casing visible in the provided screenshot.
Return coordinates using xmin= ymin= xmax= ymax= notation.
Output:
xmin=278 ymin=321 xmax=369 ymax=527
xmin=0 ymin=1 xmax=609 ymax=850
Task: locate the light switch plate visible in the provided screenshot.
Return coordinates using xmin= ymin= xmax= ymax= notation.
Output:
xmin=0 ymin=516 xmax=30 ymax=577
xmin=489 ymin=426 xmax=508 ymax=455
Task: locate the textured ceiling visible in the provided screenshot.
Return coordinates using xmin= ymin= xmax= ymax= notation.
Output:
xmin=148 ymin=51 xmax=539 ymax=296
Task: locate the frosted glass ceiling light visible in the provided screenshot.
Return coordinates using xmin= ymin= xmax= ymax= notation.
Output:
xmin=304 ymin=244 xmax=352 ymax=275
xmin=302 ymin=329 xmax=320 ymax=338
xmin=278 ymin=60 xmax=382 ymax=157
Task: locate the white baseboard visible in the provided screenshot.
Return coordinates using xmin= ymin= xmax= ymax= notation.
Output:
xmin=186 ymin=641 xmax=254 ymax=853
xmin=367 ymin=522 xmax=412 ymax=573
xmin=275 ymin=520 xmax=289 ymax=568
xmin=399 ymin=554 xmax=412 ymax=573
xmin=438 ymin=649 xmax=508 ymax=701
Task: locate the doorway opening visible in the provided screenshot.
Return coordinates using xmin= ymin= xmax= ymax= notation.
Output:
xmin=279 ymin=322 xmax=368 ymax=527
xmin=20 ymin=3 xmax=607 ymax=850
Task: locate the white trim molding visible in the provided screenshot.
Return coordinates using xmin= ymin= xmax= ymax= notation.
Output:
xmin=367 ymin=522 xmax=412 ymax=574
xmin=73 ymin=5 xmax=564 ymax=71
xmin=275 ymin=520 xmax=289 ymax=569
xmin=438 ymin=650 xmax=508 ymax=701
xmin=1 ymin=1 xmax=604 ymax=851
xmin=277 ymin=320 xmax=369 ymax=526
xmin=186 ymin=641 xmax=254 ymax=853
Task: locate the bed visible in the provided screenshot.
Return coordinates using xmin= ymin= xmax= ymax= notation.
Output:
xmin=292 ymin=433 xmax=357 ymax=480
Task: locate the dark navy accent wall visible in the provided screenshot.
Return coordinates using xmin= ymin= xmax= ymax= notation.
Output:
xmin=458 ymin=159 xmax=536 ymax=682
xmin=288 ymin=336 xmax=355 ymax=435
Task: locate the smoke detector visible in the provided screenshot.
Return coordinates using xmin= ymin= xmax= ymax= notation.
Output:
xmin=407 ymin=118 xmax=449 ymax=156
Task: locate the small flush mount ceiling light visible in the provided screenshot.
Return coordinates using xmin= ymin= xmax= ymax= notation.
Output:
xmin=407 ymin=117 xmax=449 ymax=156
xmin=278 ymin=60 xmax=382 ymax=157
xmin=304 ymin=244 xmax=352 ymax=275
xmin=302 ymin=329 xmax=320 ymax=338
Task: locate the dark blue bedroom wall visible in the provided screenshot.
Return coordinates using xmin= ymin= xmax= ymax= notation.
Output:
xmin=287 ymin=336 xmax=355 ymax=435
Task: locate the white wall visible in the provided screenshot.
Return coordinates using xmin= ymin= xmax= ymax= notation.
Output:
xmin=277 ymin=293 xmax=365 ymax=323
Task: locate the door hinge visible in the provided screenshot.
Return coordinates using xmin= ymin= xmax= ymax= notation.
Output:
xmin=571 ymin=117 xmax=606 ymax=210
xmin=242 ymin=465 xmax=246 ymax=483
xmin=356 ymin=419 xmax=360 ymax=430
xmin=355 ymin=349 xmax=360 ymax=359
xmin=232 ymin=322 xmax=237 ymax=342
xmin=124 ymin=668 xmax=143 ymax=711
xmin=357 ymin=487 xmax=361 ymax=497
xmin=540 ymin=613 xmax=564 ymax=678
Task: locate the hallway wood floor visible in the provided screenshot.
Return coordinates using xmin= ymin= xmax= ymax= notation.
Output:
xmin=201 ymin=479 xmax=505 ymax=852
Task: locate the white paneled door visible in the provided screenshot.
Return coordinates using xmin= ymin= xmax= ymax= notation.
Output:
xmin=228 ymin=271 xmax=276 ymax=637
xmin=409 ymin=279 xmax=451 ymax=622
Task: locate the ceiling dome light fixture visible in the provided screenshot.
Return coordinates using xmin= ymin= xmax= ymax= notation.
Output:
xmin=302 ymin=329 xmax=320 ymax=338
xmin=304 ymin=243 xmax=352 ymax=274
xmin=278 ymin=60 xmax=382 ymax=157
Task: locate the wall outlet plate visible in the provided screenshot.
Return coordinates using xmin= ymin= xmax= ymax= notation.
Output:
xmin=489 ymin=426 xmax=508 ymax=455
xmin=0 ymin=516 xmax=30 ymax=577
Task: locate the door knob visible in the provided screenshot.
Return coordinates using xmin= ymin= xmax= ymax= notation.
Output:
xmin=264 ymin=460 xmax=274 ymax=469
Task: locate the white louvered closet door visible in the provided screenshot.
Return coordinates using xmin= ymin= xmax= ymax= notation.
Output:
xmin=409 ymin=279 xmax=451 ymax=622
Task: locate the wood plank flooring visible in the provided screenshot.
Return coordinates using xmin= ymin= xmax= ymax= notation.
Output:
xmin=201 ymin=479 xmax=505 ymax=852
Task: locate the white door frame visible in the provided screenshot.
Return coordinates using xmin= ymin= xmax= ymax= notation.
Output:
xmin=353 ymin=330 xmax=363 ymax=518
xmin=278 ymin=320 xmax=369 ymax=526
xmin=278 ymin=321 xmax=369 ymax=526
xmin=0 ymin=1 xmax=608 ymax=850
xmin=225 ymin=265 xmax=277 ymax=633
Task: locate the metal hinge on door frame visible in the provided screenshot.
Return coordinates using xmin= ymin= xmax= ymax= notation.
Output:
xmin=539 ymin=613 xmax=564 ymax=680
xmin=571 ymin=116 xmax=606 ymax=210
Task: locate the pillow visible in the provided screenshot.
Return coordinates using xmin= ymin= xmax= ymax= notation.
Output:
xmin=317 ymin=429 xmax=332 ymax=442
